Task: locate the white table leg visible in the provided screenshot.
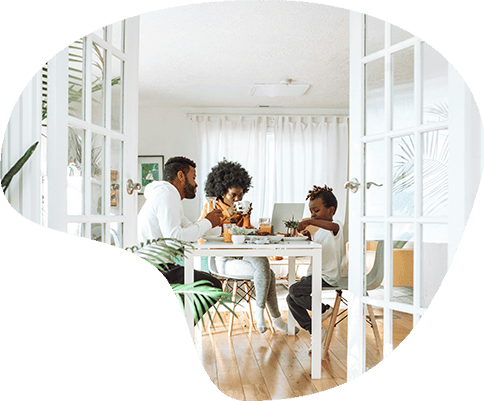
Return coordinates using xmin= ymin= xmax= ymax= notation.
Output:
xmin=287 ymin=256 xmax=296 ymax=335
xmin=184 ymin=252 xmax=195 ymax=339
xmin=311 ymin=250 xmax=322 ymax=379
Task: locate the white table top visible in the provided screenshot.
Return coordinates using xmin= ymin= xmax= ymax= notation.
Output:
xmin=193 ymin=238 xmax=322 ymax=249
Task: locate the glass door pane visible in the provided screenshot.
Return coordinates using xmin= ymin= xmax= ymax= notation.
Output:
xmin=392 ymin=223 xmax=414 ymax=305
xmin=422 ymin=129 xmax=449 ymax=216
xmin=110 ymin=222 xmax=123 ymax=247
xmin=392 ymin=135 xmax=415 ymax=216
xmin=422 ymin=224 xmax=448 ymax=308
xmin=111 ymin=20 xmax=125 ymax=52
xmin=91 ymin=133 xmax=104 ymax=215
xmin=364 ymin=222 xmax=384 ymax=296
xmin=365 ymin=58 xmax=385 ymax=135
xmin=365 ymin=15 xmax=385 ymax=55
xmin=392 ymin=47 xmax=414 ymax=131
xmin=68 ymin=40 xmax=84 ymax=119
xmin=111 ymin=56 xmax=124 ymax=133
xmin=91 ymin=43 xmax=106 ymax=127
xmin=391 ymin=25 xmax=412 ymax=45
xmin=67 ymin=127 xmax=85 ymax=215
xmin=365 ymin=140 xmax=385 ymax=216
xmin=91 ymin=222 xmax=105 ymax=242
xmin=423 ymin=43 xmax=448 ymax=124
xmin=110 ymin=139 xmax=123 ymax=216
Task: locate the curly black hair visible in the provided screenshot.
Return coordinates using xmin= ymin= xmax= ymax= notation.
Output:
xmin=204 ymin=159 xmax=253 ymax=200
xmin=306 ymin=185 xmax=338 ymax=211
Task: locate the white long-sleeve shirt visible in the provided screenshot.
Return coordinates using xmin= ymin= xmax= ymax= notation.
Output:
xmin=137 ymin=181 xmax=212 ymax=244
xmin=306 ymin=219 xmax=345 ymax=286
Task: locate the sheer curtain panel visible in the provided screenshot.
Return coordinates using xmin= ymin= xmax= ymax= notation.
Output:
xmin=273 ymin=116 xmax=348 ymax=223
xmin=193 ymin=115 xmax=268 ymax=223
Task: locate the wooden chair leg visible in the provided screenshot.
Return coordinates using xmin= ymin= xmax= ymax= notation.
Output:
xmin=322 ymin=290 xmax=342 ymax=360
xmin=366 ymin=303 xmax=383 ymax=356
xmin=228 ymin=280 xmax=238 ymax=336
xmin=243 ymin=280 xmax=255 ymax=330
xmin=210 ymin=279 xmax=228 ymax=329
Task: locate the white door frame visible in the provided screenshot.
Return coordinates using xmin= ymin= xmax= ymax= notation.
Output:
xmin=347 ymin=11 xmax=482 ymax=381
xmin=46 ymin=17 xmax=140 ymax=248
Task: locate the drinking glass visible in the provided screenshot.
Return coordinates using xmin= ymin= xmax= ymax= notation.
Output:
xmin=258 ymin=218 xmax=271 ymax=234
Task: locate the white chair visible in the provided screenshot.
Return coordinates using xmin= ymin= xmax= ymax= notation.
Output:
xmin=207 ymin=257 xmax=274 ymax=336
xmin=321 ymin=240 xmax=384 ymax=359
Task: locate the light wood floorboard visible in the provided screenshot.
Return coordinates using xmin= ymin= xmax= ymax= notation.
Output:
xmin=195 ymin=309 xmax=411 ymax=400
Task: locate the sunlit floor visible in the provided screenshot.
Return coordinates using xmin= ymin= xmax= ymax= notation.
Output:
xmin=195 ymin=285 xmax=413 ymax=400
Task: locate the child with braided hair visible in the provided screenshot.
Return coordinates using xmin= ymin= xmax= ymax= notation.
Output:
xmin=286 ymin=185 xmax=345 ymax=351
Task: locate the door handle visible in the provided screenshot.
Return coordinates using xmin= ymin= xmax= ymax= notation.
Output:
xmin=366 ymin=182 xmax=383 ymax=190
xmin=344 ymin=178 xmax=360 ymax=193
xmin=126 ymin=179 xmax=141 ymax=195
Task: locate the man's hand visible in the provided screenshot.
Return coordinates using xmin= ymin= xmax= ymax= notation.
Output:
xmin=205 ymin=209 xmax=224 ymax=227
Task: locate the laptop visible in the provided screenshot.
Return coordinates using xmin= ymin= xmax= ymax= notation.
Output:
xmin=270 ymin=203 xmax=305 ymax=234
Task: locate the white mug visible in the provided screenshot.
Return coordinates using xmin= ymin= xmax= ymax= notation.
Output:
xmin=234 ymin=200 xmax=250 ymax=215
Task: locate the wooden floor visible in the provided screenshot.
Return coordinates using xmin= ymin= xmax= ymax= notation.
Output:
xmin=195 ymin=308 xmax=412 ymax=400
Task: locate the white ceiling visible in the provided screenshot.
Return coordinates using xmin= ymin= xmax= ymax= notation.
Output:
xmin=138 ymin=2 xmax=349 ymax=110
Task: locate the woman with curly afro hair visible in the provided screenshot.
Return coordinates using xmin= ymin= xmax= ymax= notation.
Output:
xmin=198 ymin=159 xmax=294 ymax=335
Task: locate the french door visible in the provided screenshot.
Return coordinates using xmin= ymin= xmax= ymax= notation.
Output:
xmin=347 ymin=12 xmax=452 ymax=379
xmin=46 ymin=18 xmax=140 ymax=248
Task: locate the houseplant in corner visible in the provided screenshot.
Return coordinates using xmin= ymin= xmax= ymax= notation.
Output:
xmin=126 ymin=237 xmax=235 ymax=326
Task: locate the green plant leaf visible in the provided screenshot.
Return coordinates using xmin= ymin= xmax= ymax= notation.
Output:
xmin=2 ymin=141 xmax=39 ymax=193
xmin=127 ymin=238 xmax=236 ymax=325
xmin=171 ymin=280 xmax=236 ymax=325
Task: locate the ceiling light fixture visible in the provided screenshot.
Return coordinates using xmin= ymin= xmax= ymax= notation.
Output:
xmin=250 ymin=79 xmax=310 ymax=97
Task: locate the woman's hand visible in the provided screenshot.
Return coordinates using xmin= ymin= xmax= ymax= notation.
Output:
xmin=227 ymin=204 xmax=237 ymax=216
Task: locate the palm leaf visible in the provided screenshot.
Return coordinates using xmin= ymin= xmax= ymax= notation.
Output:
xmin=171 ymin=280 xmax=236 ymax=326
xmin=2 ymin=141 xmax=39 ymax=193
xmin=126 ymin=237 xmax=236 ymax=325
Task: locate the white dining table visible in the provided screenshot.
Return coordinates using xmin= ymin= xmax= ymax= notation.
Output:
xmin=184 ymin=237 xmax=324 ymax=379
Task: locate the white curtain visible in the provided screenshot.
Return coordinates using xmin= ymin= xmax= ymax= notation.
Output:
xmin=273 ymin=116 xmax=349 ymax=223
xmin=193 ymin=115 xmax=268 ymax=224
xmin=193 ymin=114 xmax=348 ymax=226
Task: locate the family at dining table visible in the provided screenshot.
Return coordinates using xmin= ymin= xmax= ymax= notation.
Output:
xmin=137 ymin=155 xmax=346 ymax=341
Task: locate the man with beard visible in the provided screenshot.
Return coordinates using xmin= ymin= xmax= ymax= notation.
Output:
xmin=137 ymin=156 xmax=223 ymax=296
xmin=138 ymin=156 xmax=223 ymax=243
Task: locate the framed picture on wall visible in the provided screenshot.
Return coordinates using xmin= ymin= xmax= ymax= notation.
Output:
xmin=138 ymin=155 xmax=164 ymax=194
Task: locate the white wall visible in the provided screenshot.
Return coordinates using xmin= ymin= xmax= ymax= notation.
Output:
xmin=137 ymin=106 xmax=348 ymax=222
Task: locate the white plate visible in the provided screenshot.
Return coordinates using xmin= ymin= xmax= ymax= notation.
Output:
xmin=246 ymin=235 xmax=284 ymax=244
xmin=202 ymin=235 xmax=224 ymax=242
xmin=282 ymin=236 xmax=309 ymax=241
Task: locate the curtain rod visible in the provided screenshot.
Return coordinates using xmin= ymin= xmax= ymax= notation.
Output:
xmin=185 ymin=113 xmax=348 ymax=118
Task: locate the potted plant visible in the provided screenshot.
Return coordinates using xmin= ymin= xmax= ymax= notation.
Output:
xmin=126 ymin=237 xmax=235 ymax=326
xmin=283 ymin=216 xmax=300 ymax=237
xmin=228 ymin=226 xmax=258 ymax=244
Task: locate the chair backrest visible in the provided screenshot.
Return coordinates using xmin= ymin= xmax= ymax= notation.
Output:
xmin=366 ymin=240 xmax=384 ymax=291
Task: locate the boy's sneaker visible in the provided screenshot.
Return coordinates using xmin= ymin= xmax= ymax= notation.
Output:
xmin=308 ymin=329 xmax=328 ymax=356
xmin=321 ymin=306 xmax=334 ymax=322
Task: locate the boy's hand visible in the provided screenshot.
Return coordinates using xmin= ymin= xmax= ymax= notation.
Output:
xmin=299 ymin=229 xmax=312 ymax=241
xmin=297 ymin=219 xmax=312 ymax=231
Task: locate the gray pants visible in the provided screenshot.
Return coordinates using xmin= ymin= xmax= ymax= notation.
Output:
xmin=212 ymin=256 xmax=281 ymax=319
